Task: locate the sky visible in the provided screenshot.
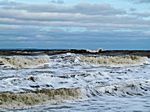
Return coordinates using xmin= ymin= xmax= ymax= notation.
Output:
xmin=0 ymin=0 xmax=150 ymax=49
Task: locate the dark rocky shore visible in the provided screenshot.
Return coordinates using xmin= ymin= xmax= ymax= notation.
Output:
xmin=0 ymin=49 xmax=150 ymax=57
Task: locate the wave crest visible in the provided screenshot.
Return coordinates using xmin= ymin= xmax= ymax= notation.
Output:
xmin=80 ymin=55 xmax=148 ymax=67
xmin=0 ymin=88 xmax=81 ymax=109
xmin=0 ymin=55 xmax=50 ymax=69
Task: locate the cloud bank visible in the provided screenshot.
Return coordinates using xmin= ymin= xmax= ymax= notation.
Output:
xmin=0 ymin=0 xmax=150 ymax=49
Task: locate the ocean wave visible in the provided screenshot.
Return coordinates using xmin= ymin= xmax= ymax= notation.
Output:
xmin=0 ymin=53 xmax=150 ymax=110
xmin=0 ymin=88 xmax=82 ymax=109
xmin=1 ymin=80 xmax=150 ymax=109
xmin=79 ymin=55 xmax=149 ymax=67
xmin=91 ymin=80 xmax=150 ymax=97
xmin=0 ymin=55 xmax=50 ymax=69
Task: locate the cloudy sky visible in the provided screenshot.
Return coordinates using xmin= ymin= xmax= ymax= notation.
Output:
xmin=0 ymin=0 xmax=150 ymax=49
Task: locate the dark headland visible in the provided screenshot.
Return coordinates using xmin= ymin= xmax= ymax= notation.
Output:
xmin=0 ymin=49 xmax=150 ymax=57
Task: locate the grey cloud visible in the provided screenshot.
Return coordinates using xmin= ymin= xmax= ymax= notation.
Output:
xmin=119 ymin=0 xmax=150 ymax=4
xmin=50 ymin=0 xmax=64 ymax=4
xmin=0 ymin=8 xmax=149 ymax=31
xmin=133 ymin=0 xmax=150 ymax=3
xmin=0 ymin=0 xmax=149 ymax=37
xmin=0 ymin=1 xmax=134 ymax=31
xmin=0 ymin=28 xmax=149 ymax=42
xmin=1 ymin=17 xmax=150 ymax=32
xmin=0 ymin=1 xmax=126 ymax=15
xmin=129 ymin=8 xmax=136 ymax=12
xmin=72 ymin=3 xmax=126 ymax=15
xmin=0 ymin=1 xmax=150 ymax=49
xmin=131 ymin=12 xmax=150 ymax=17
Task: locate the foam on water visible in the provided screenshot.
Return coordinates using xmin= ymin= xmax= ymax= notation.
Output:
xmin=0 ymin=53 xmax=150 ymax=111
xmin=94 ymin=80 xmax=150 ymax=96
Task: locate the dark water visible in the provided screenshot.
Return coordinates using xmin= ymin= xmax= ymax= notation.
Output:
xmin=0 ymin=38 xmax=150 ymax=50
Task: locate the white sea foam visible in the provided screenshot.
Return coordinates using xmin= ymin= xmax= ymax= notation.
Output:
xmin=94 ymin=80 xmax=150 ymax=96
xmin=0 ymin=54 xmax=150 ymax=110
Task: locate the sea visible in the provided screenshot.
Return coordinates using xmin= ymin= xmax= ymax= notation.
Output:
xmin=0 ymin=50 xmax=150 ymax=112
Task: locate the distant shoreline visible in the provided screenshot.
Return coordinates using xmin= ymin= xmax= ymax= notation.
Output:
xmin=0 ymin=49 xmax=150 ymax=57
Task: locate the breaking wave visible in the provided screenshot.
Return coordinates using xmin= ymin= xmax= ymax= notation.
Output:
xmin=0 ymin=55 xmax=148 ymax=69
xmin=79 ymin=55 xmax=149 ymax=67
xmin=1 ymin=80 xmax=150 ymax=109
xmin=0 ymin=88 xmax=82 ymax=109
xmin=0 ymin=53 xmax=150 ymax=110
xmin=0 ymin=55 xmax=50 ymax=69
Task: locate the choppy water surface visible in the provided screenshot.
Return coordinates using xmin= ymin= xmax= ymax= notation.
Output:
xmin=0 ymin=53 xmax=150 ymax=112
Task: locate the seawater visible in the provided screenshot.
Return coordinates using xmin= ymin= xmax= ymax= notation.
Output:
xmin=0 ymin=53 xmax=150 ymax=112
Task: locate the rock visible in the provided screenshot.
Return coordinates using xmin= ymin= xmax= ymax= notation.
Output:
xmin=28 ymin=76 xmax=36 ymax=82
